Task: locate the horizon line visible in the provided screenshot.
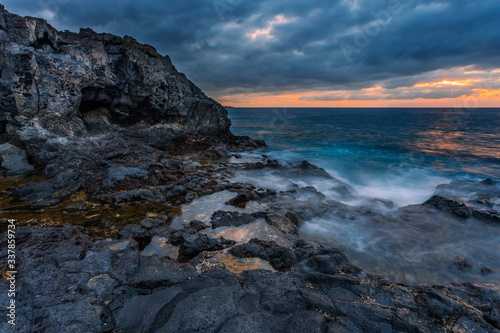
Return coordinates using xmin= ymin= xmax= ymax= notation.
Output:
xmin=225 ymin=106 xmax=500 ymax=109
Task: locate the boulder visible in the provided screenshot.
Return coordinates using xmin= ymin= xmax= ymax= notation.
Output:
xmin=178 ymin=234 xmax=235 ymax=262
xmin=0 ymin=143 xmax=34 ymax=175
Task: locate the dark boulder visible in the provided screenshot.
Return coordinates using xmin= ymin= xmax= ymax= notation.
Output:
xmin=480 ymin=178 xmax=496 ymax=186
xmin=0 ymin=143 xmax=34 ymax=175
xmin=230 ymin=238 xmax=298 ymax=271
xmin=178 ymin=234 xmax=236 ymax=262
xmin=168 ymin=220 xmax=209 ymax=245
xmin=265 ymin=213 xmax=299 ymax=237
xmin=453 ymin=256 xmax=473 ymax=272
xmin=230 ymin=238 xmax=279 ymax=258
xmin=210 ymin=211 xmax=261 ymax=228
xmin=260 ymin=246 xmax=298 ymax=271
xmin=117 ymin=225 xmax=152 ymax=250
xmin=424 ymin=195 xmax=500 ymax=222
xmin=424 ymin=195 xmax=473 ymax=217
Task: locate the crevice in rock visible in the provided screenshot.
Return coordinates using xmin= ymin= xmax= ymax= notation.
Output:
xmin=78 ymin=86 xmax=178 ymax=132
xmin=0 ymin=120 xmax=6 ymax=133
xmin=30 ymin=31 xmax=55 ymax=49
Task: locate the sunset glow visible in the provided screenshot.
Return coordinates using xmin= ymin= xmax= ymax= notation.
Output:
xmin=414 ymin=80 xmax=474 ymax=88
xmin=216 ymin=69 xmax=500 ymax=107
xmin=218 ymin=92 xmax=500 ymax=108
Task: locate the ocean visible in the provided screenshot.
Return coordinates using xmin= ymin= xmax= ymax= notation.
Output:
xmin=228 ymin=107 xmax=500 ymax=285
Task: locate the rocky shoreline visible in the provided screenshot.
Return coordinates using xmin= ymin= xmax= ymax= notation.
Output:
xmin=3 ymin=152 xmax=500 ymax=332
xmin=1 ymin=5 xmax=500 ymax=332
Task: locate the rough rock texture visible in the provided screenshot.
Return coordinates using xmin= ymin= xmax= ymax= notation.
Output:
xmin=1 ymin=224 xmax=500 ymax=333
xmin=0 ymin=142 xmax=34 ymax=175
xmin=0 ymin=4 xmax=230 ymax=169
xmin=0 ymin=5 xmax=264 ymax=212
xmin=424 ymin=195 xmax=500 ymax=222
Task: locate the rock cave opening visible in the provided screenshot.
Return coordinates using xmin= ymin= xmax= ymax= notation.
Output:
xmin=0 ymin=120 xmax=6 ymax=134
xmin=78 ymin=86 xmax=159 ymax=131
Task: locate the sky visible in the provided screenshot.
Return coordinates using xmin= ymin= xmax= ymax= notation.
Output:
xmin=3 ymin=0 xmax=500 ymax=107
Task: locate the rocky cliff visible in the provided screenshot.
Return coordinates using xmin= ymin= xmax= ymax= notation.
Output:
xmin=0 ymin=4 xmax=230 ymax=171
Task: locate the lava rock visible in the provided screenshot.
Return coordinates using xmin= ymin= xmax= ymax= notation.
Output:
xmin=178 ymin=234 xmax=236 ymax=262
xmin=0 ymin=143 xmax=35 ymax=176
xmin=265 ymin=213 xmax=298 ymax=237
xmin=128 ymin=255 xmax=196 ymax=288
xmin=287 ymin=160 xmax=334 ymax=179
xmin=98 ymin=189 xmax=166 ymax=204
xmin=210 ymin=211 xmax=260 ymax=228
xmin=0 ymin=8 xmax=230 ymax=155
xmin=11 ymin=181 xmax=55 ymax=202
xmin=225 ymin=192 xmax=253 ymax=208
xmin=49 ymin=168 xmax=82 ymax=195
xmin=453 ymin=256 xmax=473 ymax=272
xmin=230 ymin=238 xmax=279 ymax=258
xmin=481 ymin=266 xmax=492 ymax=276
xmin=230 ymin=238 xmax=298 ymax=271
xmin=117 ymin=225 xmax=152 ymax=250
xmin=168 ymin=220 xmax=209 ymax=245
xmin=424 ymin=195 xmax=500 ymax=222
xmin=63 ymin=203 xmax=88 ymax=213
xmin=424 ymin=195 xmax=473 ymax=217
xmin=260 ymin=246 xmax=298 ymax=271
xmin=480 ymin=178 xmax=496 ymax=186
xmin=139 ymin=215 xmax=168 ymax=229
xmin=3 ymin=222 xmax=500 ymax=333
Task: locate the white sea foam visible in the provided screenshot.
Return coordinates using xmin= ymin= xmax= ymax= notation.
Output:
xmin=228 ymin=108 xmax=500 ymax=285
xmin=300 ymin=209 xmax=500 ymax=285
xmin=227 ymin=152 xmax=500 ymax=285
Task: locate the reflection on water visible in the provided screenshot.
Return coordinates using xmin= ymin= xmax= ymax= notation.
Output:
xmin=204 ymin=219 xmax=291 ymax=247
xmin=141 ymin=236 xmax=179 ymax=259
xmin=229 ymin=108 xmax=500 ymax=180
xmin=0 ymin=189 xmax=179 ymax=238
xmin=169 ymin=190 xmax=267 ymax=229
xmin=198 ymin=251 xmax=275 ymax=274
xmin=412 ymin=129 xmax=500 ymax=161
xmin=108 ymin=240 xmax=133 ymax=252
xmin=0 ymin=172 xmax=180 ymax=237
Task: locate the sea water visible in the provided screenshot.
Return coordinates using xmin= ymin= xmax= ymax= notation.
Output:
xmin=228 ymin=107 xmax=500 ymax=285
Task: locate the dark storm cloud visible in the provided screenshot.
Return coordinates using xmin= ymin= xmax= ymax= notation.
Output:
xmin=3 ymin=0 xmax=500 ymax=99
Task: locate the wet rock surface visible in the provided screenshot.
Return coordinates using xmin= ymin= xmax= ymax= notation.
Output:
xmin=424 ymin=195 xmax=500 ymax=222
xmin=1 ymin=223 xmax=500 ymax=333
xmin=2 ymin=144 xmax=500 ymax=331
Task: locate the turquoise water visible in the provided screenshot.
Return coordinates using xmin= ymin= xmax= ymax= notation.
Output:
xmin=228 ymin=108 xmax=500 ymax=285
xmin=229 ymin=107 xmax=500 ymax=206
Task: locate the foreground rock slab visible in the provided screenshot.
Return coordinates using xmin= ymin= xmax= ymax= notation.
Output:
xmin=1 ymin=224 xmax=499 ymax=333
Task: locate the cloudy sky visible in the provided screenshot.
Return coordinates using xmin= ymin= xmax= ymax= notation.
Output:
xmin=3 ymin=0 xmax=500 ymax=107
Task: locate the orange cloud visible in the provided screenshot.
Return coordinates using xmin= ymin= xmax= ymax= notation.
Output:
xmin=217 ymin=91 xmax=500 ymax=108
xmin=473 ymin=89 xmax=500 ymax=98
xmin=414 ymin=79 xmax=476 ymax=88
xmin=215 ymin=70 xmax=500 ymax=107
